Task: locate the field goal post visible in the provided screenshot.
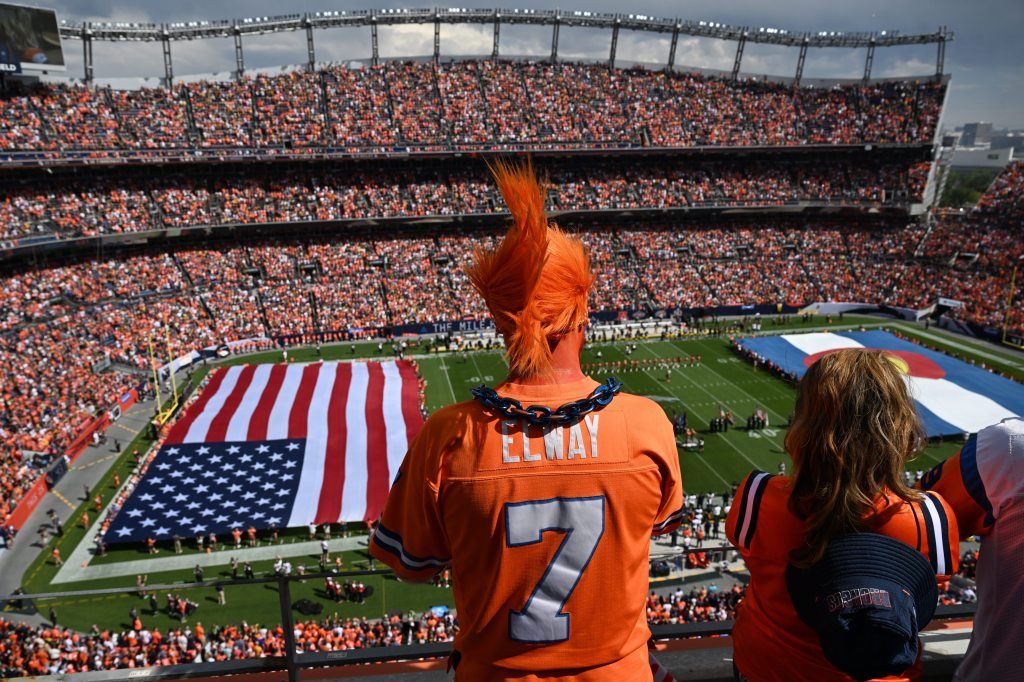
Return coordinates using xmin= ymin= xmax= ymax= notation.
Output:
xmin=1002 ymin=257 xmax=1024 ymax=350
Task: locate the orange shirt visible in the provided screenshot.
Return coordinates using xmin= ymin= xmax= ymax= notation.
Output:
xmin=726 ymin=472 xmax=959 ymax=682
xmin=370 ymin=376 xmax=683 ymax=681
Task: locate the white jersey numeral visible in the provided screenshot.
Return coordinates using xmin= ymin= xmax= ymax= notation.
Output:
xmin=505 ymin=495 xmax=605 ymax=643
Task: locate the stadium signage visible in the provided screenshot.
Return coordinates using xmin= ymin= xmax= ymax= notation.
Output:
xmin=392 ymin=318 xmax=498 ymax=335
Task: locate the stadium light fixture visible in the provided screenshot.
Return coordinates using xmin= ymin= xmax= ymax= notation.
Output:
xmin=57 ymin=8 xmax=952 ymax=58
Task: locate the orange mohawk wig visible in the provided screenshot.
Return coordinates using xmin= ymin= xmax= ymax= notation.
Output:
xmin=466 ymin=160 xmax=595 ymax=379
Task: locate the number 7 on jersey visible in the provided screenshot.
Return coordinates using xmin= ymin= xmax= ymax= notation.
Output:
xmin=504 ymin=496 xmax=605 ymax=643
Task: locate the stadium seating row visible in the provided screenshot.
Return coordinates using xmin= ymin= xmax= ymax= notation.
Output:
xmin=0 ymin=158 xmax=930 ymax=244
xmin=0 ymin=62 xmax=945 ymax=156
xmin=0 ymin=610 xmax=457 ymax=674
xmin=0 ymin=547 xmax=979 ymax=675
xmin=975 ymin=161 xmax=1024 ymax=224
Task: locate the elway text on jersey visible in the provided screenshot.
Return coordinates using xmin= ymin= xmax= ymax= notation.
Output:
xmin=500 ymin=416 xmax=600 ymax=464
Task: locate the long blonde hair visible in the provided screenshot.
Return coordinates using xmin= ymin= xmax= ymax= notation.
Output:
xmin=786 ymin=348 xmax=925 ymax=567
xmin=465 ymin=160 xmax=594 ymax=379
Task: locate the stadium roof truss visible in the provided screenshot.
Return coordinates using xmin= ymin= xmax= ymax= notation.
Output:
xmin=58 ymin=8 xmax=953 ymax=86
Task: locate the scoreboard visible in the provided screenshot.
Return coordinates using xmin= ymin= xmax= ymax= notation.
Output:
xmin=0 ymin=2 xmax=64 ymax=74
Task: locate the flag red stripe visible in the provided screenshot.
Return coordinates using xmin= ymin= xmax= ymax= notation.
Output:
xmin=397 ymin=360 xmax=424 ymax=446
xmin=288 ymin=364 xmax=321 ymax=438
xmin=363 ymin=362 xmax=390 ymax=522
xmin=247 ymin=364 xmax=287 ymax=441
xmin=205 ymin=364 xmax=257 ymax=442
xmin=165 ymin=367 xmax=229 ymax=444
xmin=315 ymin=363 xmax=352 ymax=522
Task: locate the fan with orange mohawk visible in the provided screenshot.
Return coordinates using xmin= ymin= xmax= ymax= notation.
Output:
xmin=466 ymin=160 xmax=595 ymax=380
xmin=368 ymin=158 xmax=683 ymax=682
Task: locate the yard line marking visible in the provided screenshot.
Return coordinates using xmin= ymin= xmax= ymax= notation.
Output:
xmin=634 ymin=357 xmax=766 ymax=474
xmin=674 ymin=342 xmax=947 ymax=469
xmin=681 ymin=450 xmax=733 ymax=490
xmin=436 ymin=361 xmax=458 ymax=407
xmin=641 ymin=345 xmax=788 ymax=455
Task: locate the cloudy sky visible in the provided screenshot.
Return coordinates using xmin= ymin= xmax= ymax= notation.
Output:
xmin=41 ymin=0 xmax=1024 ymax=129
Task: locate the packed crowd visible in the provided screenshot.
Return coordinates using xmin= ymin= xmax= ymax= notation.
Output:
xmin=974 ymin=161 xmax=1024 ymax=224
xmin=646 ymin=585 xmax=744 ymax=625
xmin=0 ymin=157 xmax=930 ymax=244
xmin=2 ymin=214 xmax=1020 ymax=528
xmin=0 ymin=62 xmax=945 ymax=157
xmin=0 ymin=610 xmax=459 ymax=676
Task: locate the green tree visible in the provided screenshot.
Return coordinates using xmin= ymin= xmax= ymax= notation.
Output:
xmin=940 ymin=168 xmax=1000 ymax=208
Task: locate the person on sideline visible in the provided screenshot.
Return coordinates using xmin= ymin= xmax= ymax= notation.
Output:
xmin=369 ymin=162 xmax=683 ymax=681
xmin=919 ymin=416 xmax=1024 ymax=681
xmin=727 ymin=349 xmax=959 ymax=681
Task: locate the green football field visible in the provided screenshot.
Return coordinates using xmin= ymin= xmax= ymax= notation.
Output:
xmin=15 ymin=314 xmax=1020 ymax=633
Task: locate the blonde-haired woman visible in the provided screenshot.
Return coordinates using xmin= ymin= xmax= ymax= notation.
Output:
xmin=726 ymin=349 xmax=959 ymax=681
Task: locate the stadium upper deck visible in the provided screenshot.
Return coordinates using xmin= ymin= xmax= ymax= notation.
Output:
xmin=0 ymin=61 xmax=946 ymax=162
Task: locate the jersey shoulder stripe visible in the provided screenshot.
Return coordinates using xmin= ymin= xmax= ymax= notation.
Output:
xmin=735 ymin=471 xmax=774 ymax=550
xmin=371 ymin=522 xmax=451 ymax=573
xmin=653 ymin=506 xmax=685 ymax=535
xmin=959 ymin=436 xmax=996 ymax=527
xmin=917 ymin=492 xmax=953 ymax=575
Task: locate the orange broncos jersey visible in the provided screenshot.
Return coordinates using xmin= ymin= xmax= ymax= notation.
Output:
xmin=369 ymin=376 xmax=683 ymax=680
xmin=726 ymin=472 xmax=959 ymax=682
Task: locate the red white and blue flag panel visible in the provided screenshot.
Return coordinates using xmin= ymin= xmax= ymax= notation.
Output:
xmin=104 ymin=360 xmax=423 ymax=544
xmin=737 ymin=331 xmax=1022 ymax=437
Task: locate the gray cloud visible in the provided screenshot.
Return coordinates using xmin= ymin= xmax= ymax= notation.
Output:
xmin=45 ymin=0 xmax=1024 ymax=128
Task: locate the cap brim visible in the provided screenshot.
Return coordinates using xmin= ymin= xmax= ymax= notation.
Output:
xmin=787 ymin=533 xmax=938 ymax=629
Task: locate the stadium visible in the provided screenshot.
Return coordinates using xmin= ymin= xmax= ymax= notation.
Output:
xmin=0 ymin=2 xmax=1021 ymax=680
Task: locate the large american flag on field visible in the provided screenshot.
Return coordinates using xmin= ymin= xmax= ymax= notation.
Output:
xmin=104 ymin=360 xmax=423 ymax=544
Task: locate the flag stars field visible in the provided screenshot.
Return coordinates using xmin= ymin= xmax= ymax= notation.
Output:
xmin=102 ymin=360 xmax=423 ymax=546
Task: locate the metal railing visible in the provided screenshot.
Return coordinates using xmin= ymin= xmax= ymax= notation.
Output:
xmin=0 ymin=563 xmax=977 ymax=682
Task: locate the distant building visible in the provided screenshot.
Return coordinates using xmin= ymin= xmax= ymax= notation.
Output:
xmin=961 ymin=122 xmax=993 ymax=147
xmin=951 ymin=146 xmax=1015 ymax=169
xmin=990 ymin=132 xmax=1024 ymax=151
